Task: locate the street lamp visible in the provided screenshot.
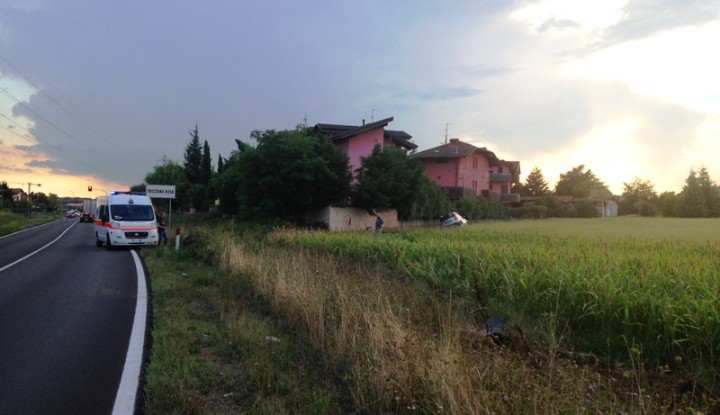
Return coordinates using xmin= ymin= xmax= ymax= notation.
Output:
xmin=26 ymin=182 xmax=41 ymax=218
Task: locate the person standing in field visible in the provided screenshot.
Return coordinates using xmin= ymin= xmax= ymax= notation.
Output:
xmin=157 ymin=212 xmax=168 ymax=245
xmin=375 ymin=214 xmax=384 ymax=234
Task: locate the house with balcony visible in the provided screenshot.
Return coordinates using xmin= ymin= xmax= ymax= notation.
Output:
xmin=306 ymin=117 xmax=416 ymax=231
xmin=412 ymin=138 xmax=521 ymax=203
xmin=311 ymin=117 xmax=417 ymax=176
xmin=489 ymin=161 xmax=521 ymax=201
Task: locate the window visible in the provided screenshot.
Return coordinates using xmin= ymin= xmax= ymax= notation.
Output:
xmin=472 ymin=157 xmax=478 ymax=169
xmin=498 ymin=166 xmax=504 ymax=173
xmin=110 ymin=204 xmax=155 ymax=221
xmin=437 ymin=158 xmax=448 ymax=164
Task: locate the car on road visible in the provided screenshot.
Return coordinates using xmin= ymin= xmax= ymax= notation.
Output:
xmin=66 ymin=210 xmax=79 ymax=218
xmin=442 ymin=210 xmax=468 ymax=227
xmin=79 ymin=212 xmax=94 ymax=223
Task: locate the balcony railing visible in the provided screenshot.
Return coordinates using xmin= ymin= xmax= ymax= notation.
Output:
xmin=489 ymin=173 xmax=512 ymax=183
xmin=443 ymin=186 xmax=477 ymax=200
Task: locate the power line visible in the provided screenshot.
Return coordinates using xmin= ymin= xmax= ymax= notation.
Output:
xmin=0 ymin=53 xmax=118 ymax=148
xmin=0 ymin=139 xmax=27 ymax=158
xmin=0 ymin=112 xmax=109 ymax=177
xmin=0 ymin=52 xmax=148 ymax=179
xmin=0 ymin=87 xmax=131 ymax=177
xmin=0 ymin=87 xmax=95 ymax=151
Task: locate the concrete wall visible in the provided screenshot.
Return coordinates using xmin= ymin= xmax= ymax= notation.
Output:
xmin=306 ymin=206 xmax=398 ymax=231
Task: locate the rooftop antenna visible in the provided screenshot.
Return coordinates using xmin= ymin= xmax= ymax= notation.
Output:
xmin=370 ymin=109 xmax=381 ymax=122
xmin=443 ymin=123 xmax=451 ymax=144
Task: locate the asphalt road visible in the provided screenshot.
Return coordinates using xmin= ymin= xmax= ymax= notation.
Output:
xmin=0 ymin=219 xmax=148 ymax=414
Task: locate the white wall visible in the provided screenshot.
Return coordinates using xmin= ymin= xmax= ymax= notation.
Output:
xmin=306 ymin=206 xmax=398 ymax=231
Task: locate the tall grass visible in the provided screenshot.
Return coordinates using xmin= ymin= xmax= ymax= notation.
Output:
xmin=0 ymin=209 xmax=55 ymax=236
xmin=165 ymin=220 xmax=715 ymax=413
xmin=269 ymin=218 xmax=720 ymax=382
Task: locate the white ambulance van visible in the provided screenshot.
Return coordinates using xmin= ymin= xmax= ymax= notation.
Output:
xmin=94 ymin=192 xmax=159 ymax=249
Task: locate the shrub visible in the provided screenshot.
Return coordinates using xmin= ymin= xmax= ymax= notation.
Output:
xmin=507 ymin=205 xmax=547 ymax=219
xmin=454 ymin=197 xmax=506 ymax=220
xmin=575 ymin=200 xmax=598 ymax=218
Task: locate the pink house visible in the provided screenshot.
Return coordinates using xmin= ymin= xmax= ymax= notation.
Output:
xmin=311 ymin=117 xmax=417 ymax=175
xmin=413 ymin=138 xmax=521 ymax=202
xmin=489 ymin=161 xmax=521 ymax=196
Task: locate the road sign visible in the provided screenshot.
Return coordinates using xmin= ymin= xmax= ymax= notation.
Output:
xmin=146 ymin=184 xmax=176 ymax=199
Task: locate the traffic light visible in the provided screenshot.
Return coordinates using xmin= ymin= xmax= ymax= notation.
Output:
xmin=88 ymin=185 xmax=93 ymax=192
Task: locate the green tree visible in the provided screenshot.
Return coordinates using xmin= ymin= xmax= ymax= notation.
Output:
xmin=619 ymin=177 xmax=658 ymax=216
xmin=408 ymin=175 xmax=451 ymax=220
xmin=537 ymin=195 xmax=568 ymax=217
xmin=233 ymin=127 xmax=352 ymax=222
xmin=575 ymin=199 xmax=598 ymax=218
xmin=182 ymin=126 xmax=215 ymax=211
xmin=656 ymin=191 xmax=678 ymax=217
xmin=145 ymin=161 xmax=189 ymax=212
xmin=214 ymin=140 xmax=253 ymax=215
xmin=188 ymin=140 xmax=215 ymax=212
xmin=678 ymin=169 xmax=708 ymax=217
xmin=130 ymin=183 xmax=146 ymax=193
xmin=200 ymin=140 xmax=213 ymax=186
xmin=0 ymin=181 xmax=13 ymax=208
xmin=455 ymin=197 xmax=506 ymax=220
xmin=217 ymin=154 xmax=226 ymax=174
xmin=32 ymin=192 xmax=49 ymax=210
xmin=184 ymin=124 xmax=203 ymax=185
xmin=697 ymin=166 xmax=720 ymax=217
xmin=352 ymin=144 xmax=425 ymax=220
xmin=522 ymin=166 xmax=550 ymax=196
xmin=47 ymin=193 xmax=59 ymax=212
xmin=555 ymin=165 xmax=607 ymax=198
xmin=678 ymin=167 xmax=720 ymax=218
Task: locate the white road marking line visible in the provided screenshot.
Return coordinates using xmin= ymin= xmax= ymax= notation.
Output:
xmin=0 ymin=222 xmax=77 ymax=273
xmin=112 ymin=249 xmax=148 ymax=415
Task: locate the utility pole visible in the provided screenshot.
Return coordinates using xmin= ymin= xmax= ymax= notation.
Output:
xmin=26 ymin=182 xmax=41 ymax=218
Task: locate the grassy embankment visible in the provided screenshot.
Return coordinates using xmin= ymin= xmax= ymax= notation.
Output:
xmin=143 ymin=216 xmax=720 ymax=414
xmin=0 ymin=209 xmax=58 ymax=236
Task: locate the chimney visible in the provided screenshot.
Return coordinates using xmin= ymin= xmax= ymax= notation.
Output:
xmin=449 ymin=138 xmax=459 ymax=154
xmin=362 ymin=119 xmax=365 ymax=126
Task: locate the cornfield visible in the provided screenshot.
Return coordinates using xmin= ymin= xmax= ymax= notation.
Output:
xmin=269 ymin=217 xmax=720 ymax=380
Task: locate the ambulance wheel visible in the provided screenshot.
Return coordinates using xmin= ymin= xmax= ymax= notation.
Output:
xmin=96 ymin=233 xmax=102 ymax=247
xmin=106 ymin=233 xmax=113 ymax=250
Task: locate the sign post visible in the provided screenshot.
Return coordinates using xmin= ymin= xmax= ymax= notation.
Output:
xmin=146 ymin=184 xmax=176 ymax=231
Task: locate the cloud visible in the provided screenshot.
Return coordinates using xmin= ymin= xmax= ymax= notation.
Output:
xmin=390 ymin=84 xmax=486 ymax=102
xmin=510 ymin=0 xmax=627 ymax=36
xmin=480 ymin=74 xmax=706 ymax=192
xmin=538 ymin=17 xmax=581 ymax=32
xmin=13 ymin=144 xmax=41 ymax=154
xmin=25 ymin=159 xmax=62 ymax=169
xmin=603 ymin=0 xmax=720 ymax=45
xmin=566 ymin=21 xmax=720 ymax=114
xmin=0 ymin=0 xmax=47 ymax=13
xmin=0 ymin=164 xmax=33 ymax=174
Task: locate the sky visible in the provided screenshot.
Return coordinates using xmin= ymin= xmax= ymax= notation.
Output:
xmin=1 ymin=0 xmax=719 ymax=198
